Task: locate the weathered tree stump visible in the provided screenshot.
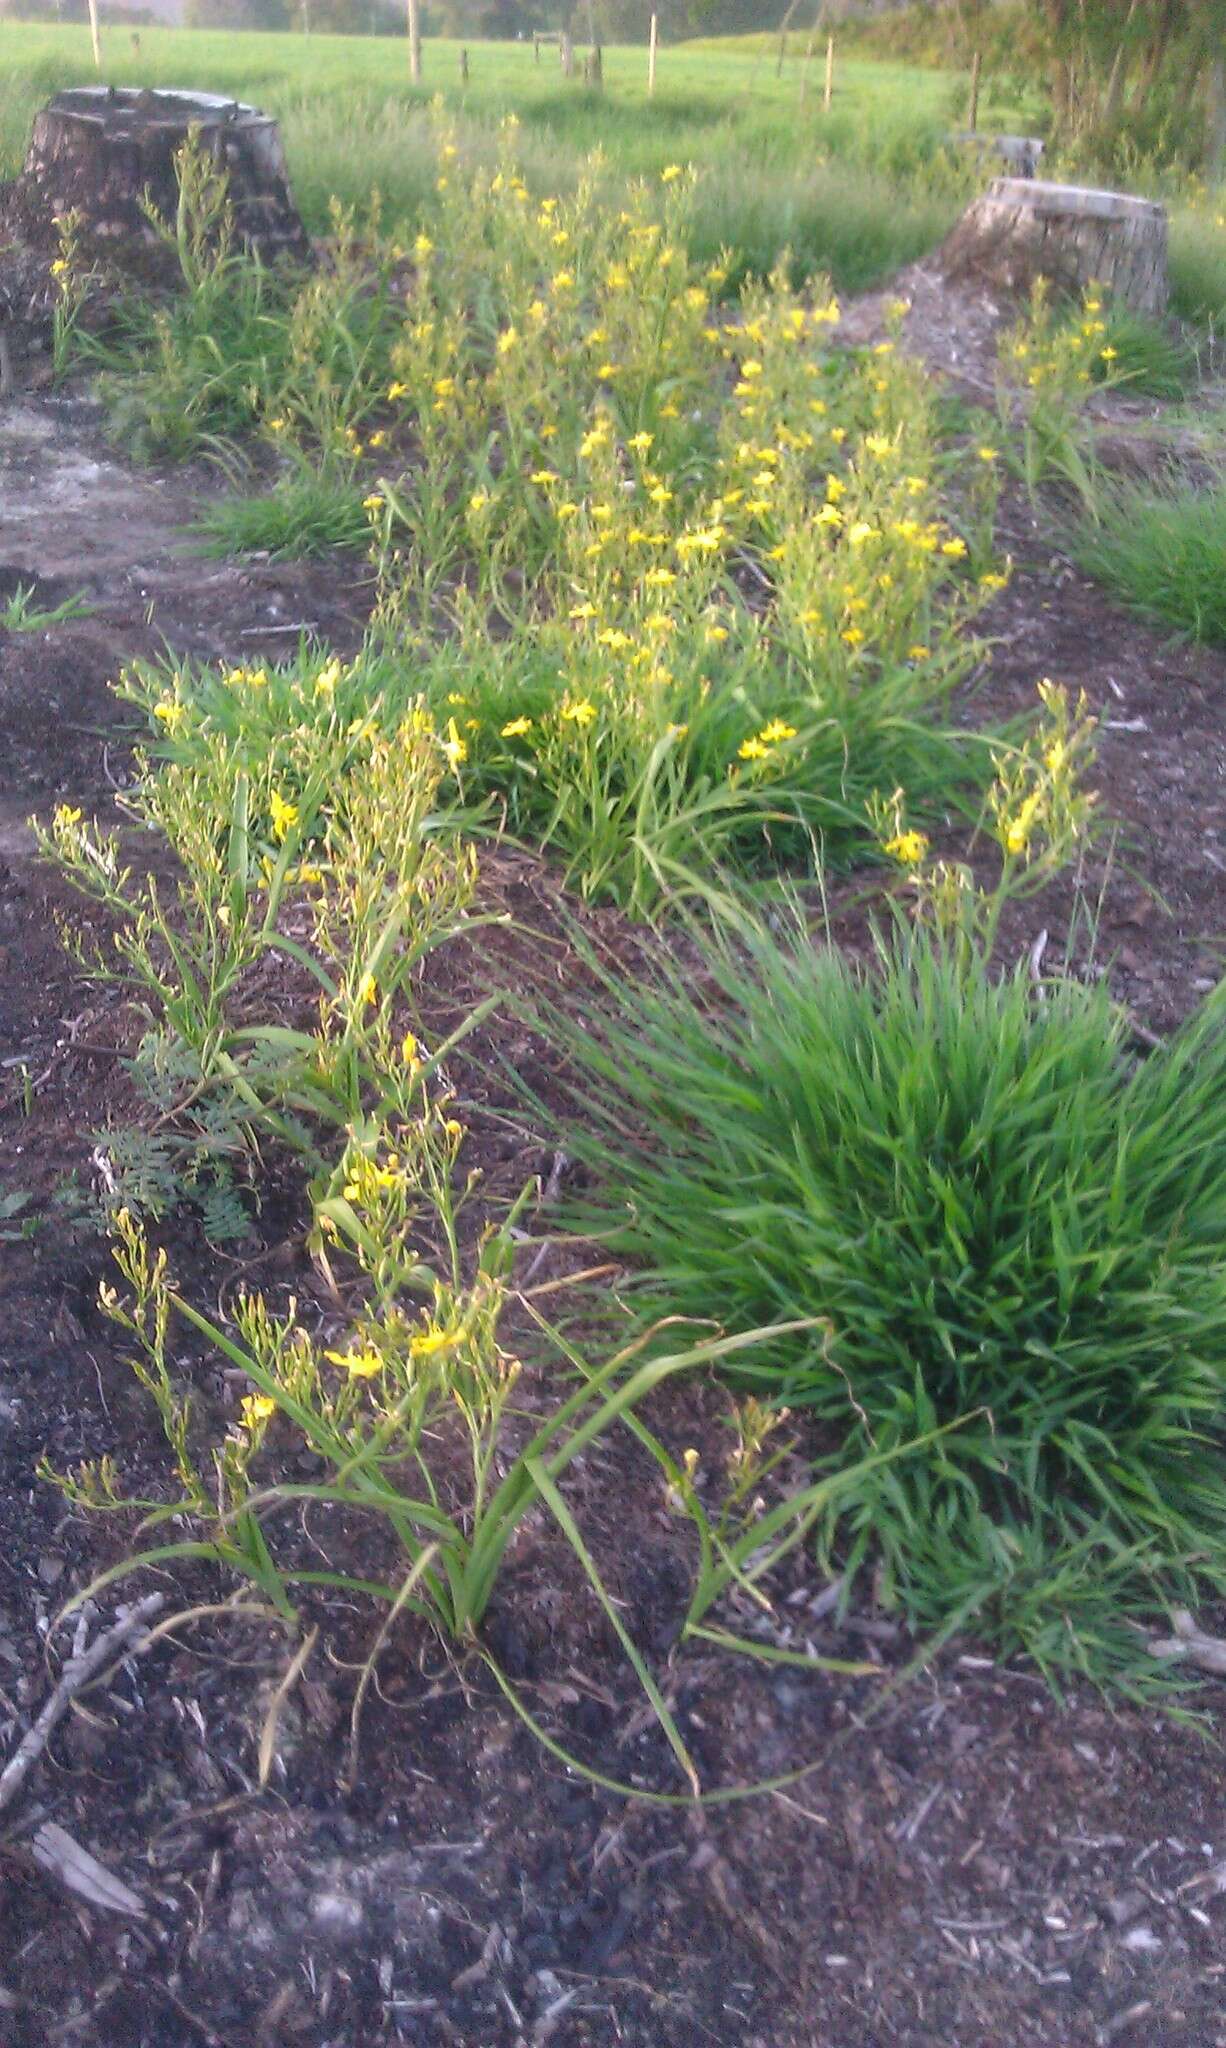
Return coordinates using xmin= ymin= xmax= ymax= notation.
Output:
xmin=941 ymin=178 xmax=1168 ymax=316
xmin=12 ymin=87 xmax=309 ymax=265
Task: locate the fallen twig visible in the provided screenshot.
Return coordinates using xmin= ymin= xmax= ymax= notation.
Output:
xmin=0 ymin=1593 xmax=164 ymax=1819
xmin=1147 ymin=1607 xmax=1226 ymax=1676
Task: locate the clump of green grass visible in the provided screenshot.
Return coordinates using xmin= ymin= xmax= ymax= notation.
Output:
xmin=1092 ymin=308 xmax=1197 ymax=398
xmin=1170 ymin=209 xmax=1226 ymax=328
xmin=530 ymin=915 xmax=1226 ymax=1692
xmin=0 ymin=581 xmax=93 ymax=631
xmin=1075 ymin=473 xmax=1226 ymax=644
xmin=197 ymin=473 xmax=371 ymax=558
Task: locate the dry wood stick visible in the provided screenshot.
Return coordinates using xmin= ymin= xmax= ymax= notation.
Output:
xmin=0 ymin=1594 xmax=164 ymax=1819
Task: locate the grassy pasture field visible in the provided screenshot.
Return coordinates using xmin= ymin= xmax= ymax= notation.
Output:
xmin=3 ymin=18 xmax=1223 ymax=308
xmin=0 ymin=20 xmax=1041 ymax=288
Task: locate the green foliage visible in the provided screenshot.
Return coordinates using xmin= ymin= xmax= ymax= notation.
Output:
xmin=0 ymin=581 xmax=93 ymax=631
xmin=1074 ymin=473 xmax=1226 ymax=645
xmin=196 ymin=472 xmax=372 ymax=556
xmin=1170 ymin=208 xmax=1226 ymax=328
xmin=528 ymin=911 xmax=1226 ymax=1691
xmin=68 ymin=140 xmax=404 ymax=463
xmin=1090 ymin=308 xmax=1197 ymax=399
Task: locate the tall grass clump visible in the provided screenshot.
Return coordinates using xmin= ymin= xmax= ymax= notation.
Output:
xmin=1169 ymin=208 xmax=1226 ymax=328
xmin=534 ymin=911 xmax=1226 ymax=1687
xmin=1075 ymin=474 xmax=1226 ymax=645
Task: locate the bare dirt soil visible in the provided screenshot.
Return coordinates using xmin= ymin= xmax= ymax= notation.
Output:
xmin=1 ymin=345 xmax=1225 ymax=2048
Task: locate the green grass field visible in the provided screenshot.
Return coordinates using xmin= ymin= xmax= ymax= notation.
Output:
xmin=0 ymin=20 xmax=1038 ymax=288
xmin=2 ymin=20 xmax=1222 ymax=304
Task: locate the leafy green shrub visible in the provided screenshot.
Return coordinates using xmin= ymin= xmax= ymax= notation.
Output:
xmin=1074 ymin=474 xmax=1226 ymax=645
xmin=531 ymin=915 xmax=1226 ymax=1688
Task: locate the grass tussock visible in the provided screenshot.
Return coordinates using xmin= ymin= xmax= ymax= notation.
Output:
xmin=532 ymin=914 xmax=1226 ymax=1692
xmin=1075 ymin=474 xmax=1226 ymax=645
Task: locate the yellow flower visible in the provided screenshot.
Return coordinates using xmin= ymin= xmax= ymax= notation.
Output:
xmin=433 ymin=376 xmax=456 ymax=399
xmin=388 ymin=381 xmax=408 ymax=401
xmin=443 ymin=717 xmax=468 ymax=767
xmin=705 ymin=624 xmax=729 ymax=643
xmin=643 ymin=567 xmax=676 ymax=587
xmin=738 ymin=736 xmax=769 ymax=761
xmin=628 ymin=431 xmax=654 ymax=453
xmin=530 ymin=469 xmax=559 ymax=486
xmin=561 ymin=699 xmax=597 ymax=726
xmin=661 ymin=163 xmax=684 ymax=183
xmin=884 ymin=830 xmax=928 ymax=866
xmin=977 ymin=446 xmax=999 ymax=462
xmin=941 ymin=537 xmax=967 ymax=559
xmin=908 ymin=645 xmax=931 ymax=661
xmin=325 ymin=1346 xmax=383 ymax=1379
xmin=368 ymin=430 xmax=387 ymax=450
xmin=501 ymin=715 xmax=533 ymax=737
xmin=55 ymin=803 xmax=83 ymax=828
xmin=1100 ymin=345 xmax=1118 ymax=362
xmin=153 ymin=698 xmax=186 ymax=730
xmin=240 ymin=1394 xmax=276 ymax=1429
xmin=410 ymin=1326 xmax=453 ymax=1359
xmin=497 ymin=326 xmax=518 ymax=355
xmin=847 ymin=521 xmax=876 ymax=546
xmin=1005 ymin=790 xmax=1043 ymax=856
xmin=315 ymin=658 xmax=342 ymax=698
xmin=469 ymin=490 xmax=489 ymax=514
xmin=842 ymin=627 xmax=865 ymax=647
xmin=414 ymin=233 xmax=434 ymax=259
xmin=739 ymin=360 xmax=763 ymax=380
xmin=596 ymin=363 xmax=620 ymax=381
xmin=401 ymin=1031 xmax=420 ymax=1069
xmin=759 ymin=719 xmax=797 ymax=745
xmin=269 ymin=789 xmax=298 ymax=841
xmin=363 ymin=493 xmax=384 ymax=513
xmin=551 ymin=270 xmax=575 ymax=293
xmin=358 ymin=971 xmax=378 ymax=1006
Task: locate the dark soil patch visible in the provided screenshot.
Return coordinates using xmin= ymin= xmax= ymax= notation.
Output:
xmin=1 ymin=367 xmax=1225 ymax=2048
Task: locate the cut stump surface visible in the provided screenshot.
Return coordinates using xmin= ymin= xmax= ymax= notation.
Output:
xmin=941 ymin=178 xmax=1168 ymax=316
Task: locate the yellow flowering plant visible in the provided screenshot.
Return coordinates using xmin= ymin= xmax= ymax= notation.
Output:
xmin=869 ymin=679 xmax=1098 ymax=965
xmin=997 ymin=280 xmax=1133 ymax=504
xmin=37 ymin=662 xmax=487 ymax=1215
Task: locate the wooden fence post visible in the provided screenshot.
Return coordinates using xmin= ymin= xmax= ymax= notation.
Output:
xmin=823 ymin=33 xmax=834 ymax=110
xmin=799 ymin=35 xmax=814 ymax=103
xmin=648 ymin=12 xmax=658 ymax=97
xmin=407 ymin=0 xmax=422 ymax=83
xmin=460 ymin=46 xmax=469 ymax=83
xmin=968 ymin=50 xmax=982 ymax=132
xmin=86 ymin=0 xmax=102 ymax=69
xmin=560 ymin=28 xmax=574 ymax=77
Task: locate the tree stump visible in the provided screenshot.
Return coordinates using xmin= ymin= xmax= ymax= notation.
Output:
xmin=941 ymin=178 xmax=1168 ymax=317
xmin=11 ymin=87 xmax=309 ymax=266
